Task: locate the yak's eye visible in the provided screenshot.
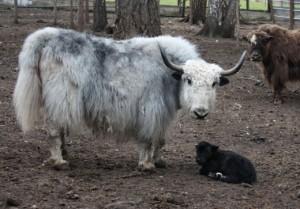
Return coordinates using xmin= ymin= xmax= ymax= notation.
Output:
xmin=212 ymin=81 xmax=218 ymax=87
xmin=187 ymin=78 xmax=192 ymax=85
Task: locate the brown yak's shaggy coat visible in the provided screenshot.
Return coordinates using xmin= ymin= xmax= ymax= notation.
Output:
xmin=248 ymin=24 xmax=300 ymax=103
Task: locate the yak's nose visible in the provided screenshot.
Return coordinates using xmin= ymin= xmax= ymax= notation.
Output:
xmin=193 ymin=108 xmax=209 ymax=120
xmin=251 ymin=52 xmax=262 ymax=61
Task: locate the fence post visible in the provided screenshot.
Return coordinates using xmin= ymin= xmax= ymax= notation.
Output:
xmin=246 ymin=0 xmax=249 ymax=10
xmin=290 ymin=0 xmax=294 ymax=29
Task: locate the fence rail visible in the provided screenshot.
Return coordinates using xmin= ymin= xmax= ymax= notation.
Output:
xmin=273 ymin=0 xmax=300 ymax=20
xmin=0 ymin=0 xmax=270 ymax=12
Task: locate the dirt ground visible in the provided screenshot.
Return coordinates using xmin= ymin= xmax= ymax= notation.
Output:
xmin=1 ymin=8 xmax=300 ymax=209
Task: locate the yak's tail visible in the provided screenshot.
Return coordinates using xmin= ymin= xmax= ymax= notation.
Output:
xmin=13 ymin=27 xmax=58 ymax=132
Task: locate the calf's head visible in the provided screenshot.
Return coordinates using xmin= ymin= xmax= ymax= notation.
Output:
xmin=160 ymin=46 xmax=246 ymax=120
xmin=195 ymin=141 xmax=219 ymax=165
xmin=248 ymin=31 xmax=273 ymax=62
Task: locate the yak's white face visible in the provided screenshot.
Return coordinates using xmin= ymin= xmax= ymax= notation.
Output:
xmin=180 ymin=60 xmax=227 ymax=119
xmin=159 ymin=46 xmax=246 ymax=120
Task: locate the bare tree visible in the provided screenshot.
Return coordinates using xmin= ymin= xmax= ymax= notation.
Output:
xmin=13 ymin=0 xmax=18 ymax=24
xmin=53 ymin=0 xmax=58 ymax=25
xmin=178 ymin=0 xmax=186 ymax=17
xmin=199 ymin=0 xmax=237 ymax=38
xmin=290 ymin=0 xmax=294 ymax=29
xmin=78 ymin=0 xmax=85 ymax=31
xmin=114 ymin=0 xmax=161 ymax=39
xmin=269 ymin=0 xmax=275 ymax=23
xmin=190 ymin=0 xmax=207 ymax=24
xmin=93 ymin=0 xmax=107 ymax=32
xmin=85 ymin=0 xmax=90 ymax=24
xmin=235 ymin=0 xmax=240 ymax=44
xmin=70 ymin=0 xmax=75 ymax=29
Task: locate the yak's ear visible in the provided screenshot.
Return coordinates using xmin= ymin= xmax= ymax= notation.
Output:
xmin=172 ymin=72 xmax=183 ymax=80
xmin=262 ymin=35 xmax=273 ymax=44
xmin=219 ymin=76 xmax=229 ymax=86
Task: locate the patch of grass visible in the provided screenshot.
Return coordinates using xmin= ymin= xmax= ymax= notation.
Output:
xmin=160 ymin=0 xmax=178 ymax=5
xmin=106 ymin=0 xmax=178 ymax=5
xmin=107 ymin=0 xmax=268 ymax=11
xmin=240 ymin=0 xmax=268 ymax=11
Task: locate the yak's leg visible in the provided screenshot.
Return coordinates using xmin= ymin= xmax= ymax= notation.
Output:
xmin=272 ymin=82 xmax=285 ymax=104
xmin=44 ymin=126 xmax=69 ymax=170
xmin=61 ymin=130 xmax=68 ymax=158
xmin=271 ymin=64 xmax=287 ymax=104
xmin=137 ymin=141 xmax=155 ymax=171
xmin=153 ymin=138 xmax=166 ymax=168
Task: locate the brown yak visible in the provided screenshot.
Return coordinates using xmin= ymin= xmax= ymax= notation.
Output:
xmin=248 ymin=24 xmax=300 ymax=104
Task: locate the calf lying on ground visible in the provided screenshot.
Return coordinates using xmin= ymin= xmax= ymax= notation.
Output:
xmin=196 ymin=141 xmax=257 ymax=184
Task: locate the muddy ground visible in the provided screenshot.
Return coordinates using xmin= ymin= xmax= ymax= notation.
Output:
xmin=0 ymin=8 xmax=300 ymax=209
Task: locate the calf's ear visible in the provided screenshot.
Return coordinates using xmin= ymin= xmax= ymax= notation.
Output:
xmin=211 ymin=145 xmax=219 ymax=152
xmin=219 ymin=77 xmax=229 ymax=86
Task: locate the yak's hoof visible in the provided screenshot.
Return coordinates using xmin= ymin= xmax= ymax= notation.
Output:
xmin=43 ymin=158 xmax=70 ymax=170
xmin=154 ymin=159 xmax=167 ymax=168
xmin=273 ymin=97 xmax=284 ymax=105
xmin=138 ymin=161 xmax=155 ymax=172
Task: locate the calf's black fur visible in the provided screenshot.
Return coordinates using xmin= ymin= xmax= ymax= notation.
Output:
xmin=196 ymin=141 xmax=257 ymax=184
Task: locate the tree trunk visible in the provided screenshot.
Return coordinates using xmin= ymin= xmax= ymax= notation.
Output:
xmin=13 ymin=0 xmax=18 ymax=24
xmin=78 ymin=0 xmax=85 ymax=31
xmin=70 ymin=0 xmax=75 ymax=29
xmin=178 ymin=0 xmax=186 ymax=17
xmin=85 ymin=0 xmax=89 ymax=24
xmin=53 ymin=0 xmax=58 ymax=25
xmin=93 ymin=0 xmax=107 ymax=32
xmin=114 ymin=0 xmax=161 ymax=39
xmin=199 ymin=0 xmax=237 ymax=38
xmin=289 ymin=0 xmax=294 ymax=29
xmin=269 ymin=0 xmax=275 ymax=24
xmin=235 ymin=0 xmax=240 ymax=44
xmin=190 ymin=0 xmax=207 ymax=24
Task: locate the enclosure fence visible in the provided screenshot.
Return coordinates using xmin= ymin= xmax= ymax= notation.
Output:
xmin=273 ymin=0 xmax=300 ymax=20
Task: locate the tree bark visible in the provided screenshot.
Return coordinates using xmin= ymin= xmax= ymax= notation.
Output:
xmin=93 ymin=0 xmax=107 ymax=32
xmin=236 ymin=0 xmax=240 ymax=44
xmin=78 ymin=0 xmax=85 ymax=31
xmin=53 ymin=0 xmax=58 ymax=25
xmin=13 ymin=0 xmax=18 ymax=24
xmin=70 ymin=0 xmax=75 ymax=29
xmin=289 ymin=0 xmax=294 ymax=29
xmin=268 ymin=0 xmax=275 ymax=23
xmin=178 ymin=0 xmax=186 ymax=17
xmin=85 ymin=0 xmax=90 ymax=24
xmin=190 ymin=0 xmax=207 ymax=24
xmin=114 ymin=0 xmax=161 ymax=39
xmin=199 ymin=0 xmax=237 ymax=38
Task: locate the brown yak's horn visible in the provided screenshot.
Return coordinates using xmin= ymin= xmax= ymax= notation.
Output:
xmin=221 ymin=51 xmax=247 ymax=76
xmin=159 ymin=44 xmax=184 ymax=74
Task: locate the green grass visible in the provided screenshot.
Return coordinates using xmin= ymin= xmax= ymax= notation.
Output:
xmin=160 ymin=0 xmax=178 ymax=6
xmin=107 ymin=0 xmax=268 ymax=11
xmin=106 ymin=0 xmax=178 ymax=5
xmin=240 ymin=0 xmax=268 ymax=11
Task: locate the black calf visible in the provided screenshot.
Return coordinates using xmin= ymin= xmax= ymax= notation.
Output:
xmin=196 ymin=141 xmax=257 ymax=184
